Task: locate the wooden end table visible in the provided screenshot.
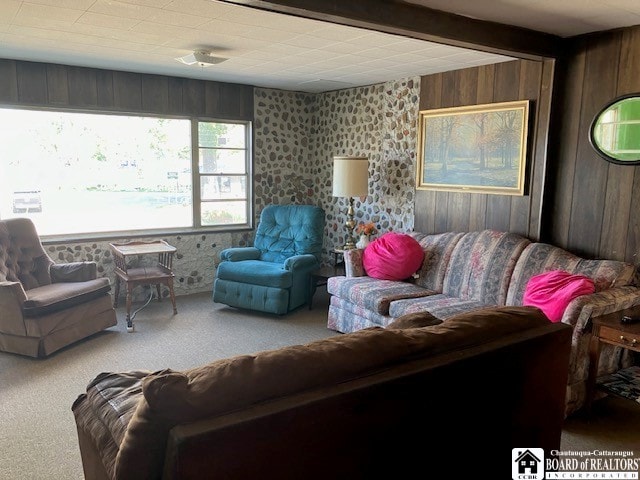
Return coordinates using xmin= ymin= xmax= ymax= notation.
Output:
xmin=586 ymin=306 xmax=640 ymax=412
xmin=308 ymin=265 xmax=345 ymax=310
xmin=109 ymin=240 xmax=177 ymax=332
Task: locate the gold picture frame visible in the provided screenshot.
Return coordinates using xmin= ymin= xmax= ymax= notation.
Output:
xmin=416 ymin=100 xmax=530 ymax=195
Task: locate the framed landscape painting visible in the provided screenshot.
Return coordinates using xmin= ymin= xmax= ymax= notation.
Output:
xmin=416 ymin=100 xmax=530 ymax=195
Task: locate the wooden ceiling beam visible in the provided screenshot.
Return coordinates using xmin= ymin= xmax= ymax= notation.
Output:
xmin=220 ymin=0 xmax=561 ymax=60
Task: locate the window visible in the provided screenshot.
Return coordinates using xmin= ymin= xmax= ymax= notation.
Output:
xmin=197 ymin=121 xmax=250 ymax=227
xmin=0 ymin=108 xmax=252 ymax=238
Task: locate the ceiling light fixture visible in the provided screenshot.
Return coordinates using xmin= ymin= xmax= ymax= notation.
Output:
xmin=175 ymin=50 xmax=228 ymax=67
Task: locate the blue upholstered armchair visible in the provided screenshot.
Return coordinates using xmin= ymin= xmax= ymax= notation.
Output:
xmin=213 ymin=204 xmax=325 ymax=314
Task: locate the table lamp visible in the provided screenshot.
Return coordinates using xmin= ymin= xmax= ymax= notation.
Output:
xmin=332 ymin=156 xmax=369 ymax=250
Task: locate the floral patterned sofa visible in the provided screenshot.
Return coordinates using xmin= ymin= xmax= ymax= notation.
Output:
xmin=327 ymin=229 xmax=640 ymax=416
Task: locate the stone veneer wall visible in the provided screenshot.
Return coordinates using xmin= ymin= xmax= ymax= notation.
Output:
xmin=43 ymin=76 xmax=421 ymax=298
xmin=313 ymin=78 xmax=420 ymax=261
xmin=253 ymin=77 xmax=421 ymax=265
xmin=253 ymin=89 xmax=317 ymax=222
xmin=42 ymin=231 xmax=243 ymax=302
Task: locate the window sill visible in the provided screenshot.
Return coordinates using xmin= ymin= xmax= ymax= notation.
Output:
xmin=40 ymin=225 xmax=254 ymax=245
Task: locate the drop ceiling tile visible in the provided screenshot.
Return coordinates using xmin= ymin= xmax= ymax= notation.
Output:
xmin=237 ymin=26 xmax=300 ymax=43
xmin=281 ymin=64 xmax=328 ymax=74
xmin=358 ymin=57 xmax=407 ymax=69
xmin=346 ymin=32 xmax=406 ymax=48
xmin=119 ymin=0 xmax=174 ymax=7
xmin=145 ymin=8 xmax=210 ymax=28
xmin=354 ymin=46 xmax=399 ymax=59
xmin=237 ymin=49 xmax=286 ymax=61
xmin=17 ymin=3 xmax=84 ymax=22
xmin=263 ymin=43 xmax=310 ymax=56
xmin=26 ymin=0 xmax=95 ymax=9
xmin=194 ymin=19 xmax=249 ymax=35
xmin=322 ymin=42 xmax=370 ymax=55
xmin=289 ymin=49 xmax=336 ymax=62
xmin=76 ymin=12 xmax=140 ymax=30
xmin=89 ymin=0 xmax=157 ymax=21
xmin=131 ymin=21 xmax=193 ymax=38
xmin=305 ymin=24 xmax=372 ymax=42
xmin=10 ymin=13 xmax=74 ymax=30
xmin=0 ymin=0 xmax=20 ymax=18
xmin=282 ymin=34 xmax=344 ymax=49
xmin=164 ymin=0 xmax=236 ymax=18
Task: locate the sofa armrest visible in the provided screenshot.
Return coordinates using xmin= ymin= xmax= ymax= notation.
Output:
xmin=283 ymin=254 xmax=318 ymax=271
xmin=51 ymin=262 xmax=97 ymax=283
xmin=344 ymin=249 xmax=365 ymax=277
xmin=219 ymin=247 xmax=261 ymax=262
xmin=562 ymin=285 xmax=640 ymax=334
xmin=0 ymin=281 xmax=27 ymax=336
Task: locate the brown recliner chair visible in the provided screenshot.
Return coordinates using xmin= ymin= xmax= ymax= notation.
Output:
xmin=0 ymin=218 xmax=117 ymax=358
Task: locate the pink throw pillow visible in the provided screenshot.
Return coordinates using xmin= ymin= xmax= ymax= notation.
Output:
xmin=362 ymin=232 xmax=424 ymax=281
xmin=523 ymin=270 xmax=595 ymax=322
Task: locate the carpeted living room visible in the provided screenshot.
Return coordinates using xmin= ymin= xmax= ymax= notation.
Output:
xmin=2 ymin=1 xmax=640 ymax=479
xmin=1 ymin=291 xmax=640 ymax=479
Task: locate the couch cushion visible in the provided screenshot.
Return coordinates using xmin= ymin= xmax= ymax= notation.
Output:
xmin=72 ymin=371 xmax=150 ymax=479
xmin=328 ymin=295 xmax=395 ymax=331
xmin=443 ymin=230 xmax=530 ymax=304
xmin=327 ymin=275 xmax=434 ymax=315
xmin=216 ymin=260 xmax=292 ymax=288
xmin=22 ymin=278 xmax=111 ymax=317
xmin=506 ymin=242 xmax=636 ymax=306
xmin=408 ymin=231 xmax=465 ymax=291
xmin=114 ymin=306 xmax=550 ymax=479
xmin=387 ymin=311 xmax=442 ymax=329
xmin=388 ymin=293 xmax=490 ymax=320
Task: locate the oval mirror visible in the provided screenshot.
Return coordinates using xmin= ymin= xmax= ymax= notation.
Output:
xmin=589 ymin=94 xmax=640 ymax=165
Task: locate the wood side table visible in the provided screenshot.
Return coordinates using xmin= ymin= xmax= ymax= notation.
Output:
xmin=308 ymin=250 xmax=347 ymax=310
xmin=308 ymin=265 xmax=345 ymax=310
xmin=586 ymin=307 xmax=640 ymax=412
xmin=109 ymin=240 xmax=177 ymax=332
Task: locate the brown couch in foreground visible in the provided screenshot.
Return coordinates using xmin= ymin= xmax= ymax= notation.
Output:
xmin=0 ymin=218 xmax=117 ymax=357
xmin=72 ymin=306 xmax=571 ymax=479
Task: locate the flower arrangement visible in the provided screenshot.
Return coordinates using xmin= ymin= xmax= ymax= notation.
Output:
xmin=356 ymin=222 xmax=378 ymax=236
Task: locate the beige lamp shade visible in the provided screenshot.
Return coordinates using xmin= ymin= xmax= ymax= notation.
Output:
xmin=332 ymin=156 xmax=369 ymax=197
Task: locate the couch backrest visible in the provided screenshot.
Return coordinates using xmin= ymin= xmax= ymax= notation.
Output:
xmin=442 ymin=230 xmax=531 ymax=304
xmin=0 ymin=218 xmax=53 ymax=289
xmin=114 ymin=306 xmax=552 ymax=479
xmin=506 ymin=242 xmax=637 ymax=305
xmin=408 ymin=231 xmax=464 ymax=292
xmin=253 ymin=204 xmax=325 ymax=263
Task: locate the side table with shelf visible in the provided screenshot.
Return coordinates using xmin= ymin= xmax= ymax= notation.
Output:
xmin=109 ymin=240 xmax=178 ymax=332
xmin=586 ymin=307 xmax=640 ymax=412
xmin=308 ymin=249 xmax=346 ymax=310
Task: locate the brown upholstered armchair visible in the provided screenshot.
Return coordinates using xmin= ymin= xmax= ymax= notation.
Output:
xmin=0 ymin=218 xmax=117 ymax=357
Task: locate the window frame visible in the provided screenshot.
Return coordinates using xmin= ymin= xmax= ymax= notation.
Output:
xmin=0 ymin=105 xmax=254 ymax=242
xmin=192 ymin=118 xmax=253 ymax=230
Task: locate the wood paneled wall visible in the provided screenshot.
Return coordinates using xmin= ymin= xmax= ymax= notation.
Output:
xmin=0 ymin=59 xmax=253 ymax=120
xmin=415 ymin=59 xmax=554 ymax=240
xmin=546 ymin=26 xmax=640 ymax=263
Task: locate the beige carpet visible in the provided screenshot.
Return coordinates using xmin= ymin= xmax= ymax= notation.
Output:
xmin=0 ymin=291 xmax=337 ymax=480
xmin=1 ymin=290 xmax=639 ymax=479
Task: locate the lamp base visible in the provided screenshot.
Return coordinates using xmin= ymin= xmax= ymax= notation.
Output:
xmin=342 ymin=241 xmax=357 ymax=250
xmin=342 ymin=197 xmax=357 ymax=251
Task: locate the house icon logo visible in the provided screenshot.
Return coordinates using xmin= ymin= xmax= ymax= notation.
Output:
xmin=512 ymin=448 xmax=544 ymax=480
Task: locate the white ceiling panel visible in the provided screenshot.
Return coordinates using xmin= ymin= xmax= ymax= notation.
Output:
xmin=0 ymin=0 xmax=637 ymax=93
